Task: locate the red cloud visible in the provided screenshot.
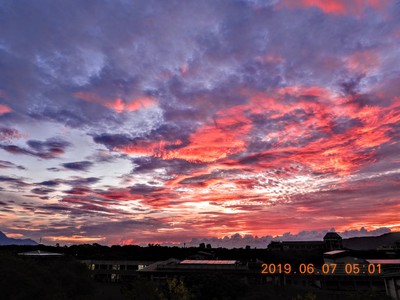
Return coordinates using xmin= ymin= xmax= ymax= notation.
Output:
xmin=116 ymin=85 xmax=400 ymax=177
xmin=116 ymin=105 xmax=252 ymax=163
xmin=68 ymin=85 xmax=400 ymax=239
xmin=162 ymin=110 xmax=251 ymax=163
xmin=243 ymin=86 xmax=400 ymax=175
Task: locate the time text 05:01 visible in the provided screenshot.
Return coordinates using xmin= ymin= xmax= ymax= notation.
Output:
xmin=261 ymin=263 xmax=382 ymax=275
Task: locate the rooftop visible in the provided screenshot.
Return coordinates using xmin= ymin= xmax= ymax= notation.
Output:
xmin=323 ymin=232 xmax=342 ymax=240
xmin=324 ymin=250 xmax=347 ymax=256
xmin=18 ymin=250 xmax=63 ymax=256
xmin=366 ymin=259 xmax=400 ymax=265
xmin=180 ymin=260 xmax=237 ymax=265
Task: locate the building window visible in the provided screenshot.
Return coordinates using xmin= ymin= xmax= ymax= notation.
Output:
xmin=138 ymin=264 xmax=145 ymax=270
xmin=112 ymin=264 xmax=120 ymax=270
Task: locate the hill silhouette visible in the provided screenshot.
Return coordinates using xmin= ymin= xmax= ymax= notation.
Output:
xmin=0 ymin=231 xmax=37 ymax=246
xmin=343 ymin=232 xmax=400 ymax=250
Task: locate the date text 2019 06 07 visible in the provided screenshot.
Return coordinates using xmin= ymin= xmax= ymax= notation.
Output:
xmin=261 ymin=263 xmax=382 ymax=275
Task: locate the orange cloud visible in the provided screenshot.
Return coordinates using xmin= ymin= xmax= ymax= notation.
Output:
xmin=47 ymin=235 xmax=105 ymax=243
xmin=74 ymin=91 xmax=156 ymax=113
xmin=125 ymin=96 xmax=156 ymax=112
xmin=104 ymin=98 xmax=125 ymax=113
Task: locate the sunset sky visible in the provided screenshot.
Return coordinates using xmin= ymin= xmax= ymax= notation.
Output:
xmin=1 ymin=0 xmax=400 ymax=246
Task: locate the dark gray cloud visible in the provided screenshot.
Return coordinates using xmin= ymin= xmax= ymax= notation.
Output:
xmin=46 ymin=167 xmax=61 ymax=172
xmin=0 ymin=0 xmax=396 ymax=131
xmin=79 ymin=219 xmax=166 ymax=237
xmin=0 ymin=175 xmax=28 ymax=187
xmin=38 ymin=180 xmax=60 ymax=187
xmin=92 ymin=134 xmax=133 ymax=149
xmin=85 ymin=150 xmax=120 ymax=163
xmin=30 ymin=188 xmax=55 ymax=195
xmin=132 ymin=156 xmax=202 ymax=175
xmin=0 ymin=145 xmax=33 ymax=156
xmin=35 ymin=177 xmax=100 ymax=189
xmin=0 ymin=137 xmax=71 ymax=159
xmin=63 ymin=177 xmax=101 ymax=186
xmin=27 ymin=137 xmax=71 ymax=152
xmin=0 ymin=160 xmax=25 ymax=170
xmin=0 ymin=127 xmax=22 ymax=141
xmin=130 ymin=184 xmax=164 ymax=195
xmin=62 ymin=161 xmax=93 ymax=171
xmin=63 ymin=186 xmax=93 ymax=196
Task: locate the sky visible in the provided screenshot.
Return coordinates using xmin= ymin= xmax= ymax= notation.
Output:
xmin=0 ymin=0 xmax=400 ymax=247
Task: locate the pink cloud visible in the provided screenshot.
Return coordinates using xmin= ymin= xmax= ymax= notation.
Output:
xmin=0 ymin=104 xmax=11 ymax=115
xmin=278 ymin=0 xmax=391 ymax=16
xmin=74 ymin=91 xmax=157 ymax=113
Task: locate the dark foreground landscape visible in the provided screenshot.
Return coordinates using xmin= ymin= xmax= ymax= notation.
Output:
xmin=1 ymin=232 xmax=399 ymax=300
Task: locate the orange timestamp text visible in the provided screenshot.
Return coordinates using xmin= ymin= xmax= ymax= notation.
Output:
xmin=261 ymin=263 xmax=382 ymax=275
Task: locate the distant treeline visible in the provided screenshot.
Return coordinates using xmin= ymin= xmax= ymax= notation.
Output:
xmin=0 ymin=252 xmax=95 ymax=300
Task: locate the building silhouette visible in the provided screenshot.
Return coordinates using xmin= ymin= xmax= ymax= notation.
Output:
xmin=268 ymin=232 xmax=343 ymax=251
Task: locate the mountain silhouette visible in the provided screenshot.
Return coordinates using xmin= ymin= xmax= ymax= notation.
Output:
xmin=343 ymin=232 xmax=400 ymax=250
xmin=0 ymin=231 xmax=38 ymax=246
